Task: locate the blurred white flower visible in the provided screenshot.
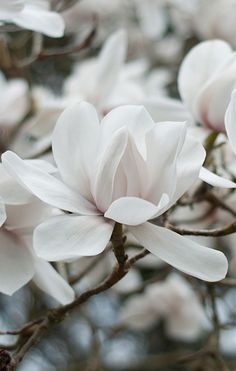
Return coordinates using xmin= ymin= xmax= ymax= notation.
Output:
xmin=0 ymin=163 xmax=74 ymax=304
xmin=119 ymin=273 xmax=206 ymax=341
xmin=193 ymin=0 xmax=236 ymax=44
xmin=0 ymin=0 xmax=24 ymax=13
xmin=0 ymin=71 xmax=29 ymax=130
xmin=0 ymin=0 xmax=65 ymax=37
xmin=178 ymin=40 xmax=236 ymax=132
xmin=11 ymin=29 xmax=189 ymax=158
xmin=2 ymin=101 xmax=228 ymax=281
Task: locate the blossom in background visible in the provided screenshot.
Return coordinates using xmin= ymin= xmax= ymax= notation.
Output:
xmin=0 ymin=163 xmax=74 ymax=304
xmin=0 ymin=0 xmax=65 ymax=37
xmin=0 ymin=71 xmax=29 ymax=130
xmin=2 ymin=101 xmax=228 ymax=281
xmin=119 ymin=273 xmax=206 ymax=340
xmin=178 ymin=40 xmax=236 ymax=132
xmin=10 ymin=29 xmax=188 ymax=159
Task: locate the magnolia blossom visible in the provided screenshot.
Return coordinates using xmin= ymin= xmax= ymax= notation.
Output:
xmin=11 ymin=29 xmax=188 ymax=158
xmin=2 ymin=101 xmax=228 ymax=282
xmin=178 ymin=40 xmax=236 ymax=132
xmin=0 ymin=164 xmax=74 ymax=304
xmin=119 ymin=273 xmax=206 ymax=340
xmin=0 ymin=0 xmax=65 ymax=37
xmin=0 ymin=71 xmax=29 ymax=129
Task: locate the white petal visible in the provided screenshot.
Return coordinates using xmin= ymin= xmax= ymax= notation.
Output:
xmin=129 ymin=223 xmax=228 ymax=282
xmin=178 ymin=40 xmax=232 ymax=112
xmin=94 ymin=128 xmax=128 ymax=212
xmin=2 ymin=151 xmax=98 ymax=214
xmin=0 ymin=203 xmax=6 ymax=227
xmin=195 ymin=54 xmax=236 ymax=131
xmin=100 ymin=105 xmax=155 ymax=158
xmin=33 ymin=258 xmax=75 ymax=305
xmin=143 ymin=96 xmax=192 ymax=123
xmin=0 ymin=79 xmax=29 ymax=127
xmin=12 ymin=8 xmax=65 ymax=37
xmin=225 ymin=89 xmax=236 ymax=155
xmin=144 ymin=122 xmax=187 ymax=203
xmin=199 ymin=167 xmax=236 ymax=188
xmin=0 ymin=231 xmax=34 ymax=295
xmin=52 ymin=101 xmax=100 ymax=201
xmin=34 ymin=215 xmax=114 ymax=261
xmin=105 ymin=196 xmax=168 ymax=226
xmin=94 ymin=29 xmax=127 ymax=105
xmin=170 ymin=134 xmax=206 ymax=206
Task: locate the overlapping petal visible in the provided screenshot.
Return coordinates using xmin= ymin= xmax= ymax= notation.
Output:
xmin=225 ymin=89 xmax=236 ymax=154
xmin=34 ymin=215 xmax=114 ymax=261
xmin=178 ymin=40 xmax=232 ymax=113
xmin=105 ymin=195 xmax=169 ymax=226
xmin=0 ymin=230 xmax=34 ymax=295
xmin=52 ymin=101 xmax=100 ymax=201
xmin=33 ymin=258 xmax=75 ymax=304
xmin=2 ymin=151 xmax=98 ymax=215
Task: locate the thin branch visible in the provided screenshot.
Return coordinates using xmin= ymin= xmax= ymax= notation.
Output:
xmin=166 ymin=220 xmax=236 ymax=237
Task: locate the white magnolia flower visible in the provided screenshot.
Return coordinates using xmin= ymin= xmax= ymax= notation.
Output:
xmin=2 ymin=102 xmax=228 ymax=281
xmin=0 ymin=164 xmax=74 ymax=304
xmin=11 ymin=29 xmax=188 ymax=158
xmin=0 ymin=71 xmax=29 ymax=129
xmin=0 ymin=0 xmax=65 ymax=37
xmin=119 ymin=273 xmax=206 ymax=340
xmin=178 ymin=40 xmax=236 ymax=132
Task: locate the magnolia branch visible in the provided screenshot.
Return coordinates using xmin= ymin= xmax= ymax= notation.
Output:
xmin=0 ymin=229 xmax=150 ymax=370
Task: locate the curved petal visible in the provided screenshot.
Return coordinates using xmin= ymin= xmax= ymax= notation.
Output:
xmin=169 ymin=134 xmax=206 ymax=207
xmin=33 ymin=258 xmax=75 ymax=305
xmin=178 ymin=40 xmax=232 ymax=112
xmin=12 ymin=7 xmax=65 ymax=37
xmin=195 ymin=54 xmax=236 ymax=131
xmin=0 ymin=230 xmax=34 ymax=295
xmin=105 ymin=196 xmax=168 ymax=226
xmin=199 ymin=167 xmax=236 ymax=188
xmin=100 ymin=105 xmax=155 ymax=158
xmin=93 ymin=128 xmax=128 ymax=212
xmin=2 ymin=151 xmax=98 ymax=215
xmin=225 ymin=89 xmax=236 ymax=155
xmin=129 ymin=223 xmax=228 ymax=282
xmin=144 ymin=122 xmax=187 ymax=203
xmin=52 ymin=101 xmax=100 ymax=201
xmin=94 ymin=29 xmax=127 ymax=105
xmin=34 ymin=215 xmax=114 ymax=261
